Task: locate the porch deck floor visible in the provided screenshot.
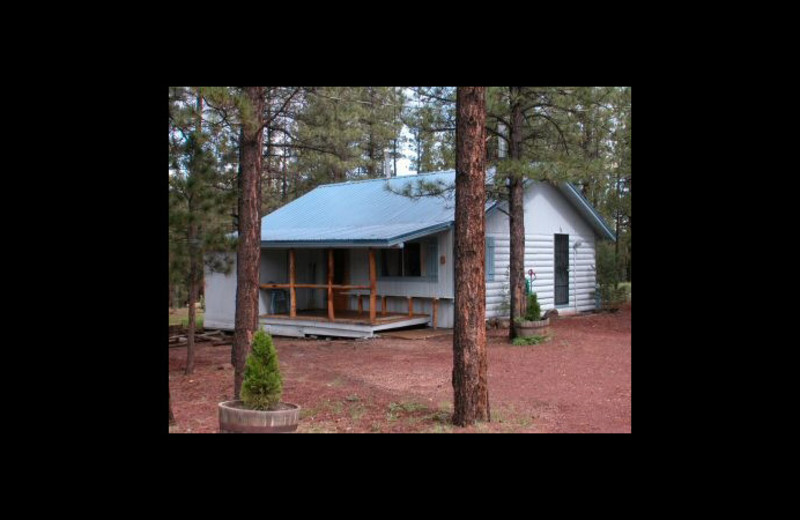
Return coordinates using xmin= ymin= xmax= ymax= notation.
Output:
xmin=259 ymin=309 xmax=429 ymax=326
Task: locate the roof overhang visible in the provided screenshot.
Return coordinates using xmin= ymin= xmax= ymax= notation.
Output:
xmin=558 ymin=182 xmax=617 ymax=241
xmin=260 ymin=221 xmax=453 ymax=249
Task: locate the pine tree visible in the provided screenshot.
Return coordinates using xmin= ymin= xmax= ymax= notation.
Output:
xmin=232 ymin=86 xmax=266 ymax=400
xmin=486 ymin=87 xmax=611 ymax=334
xmin=169 ymin=87 xmax=236 ymax=374
xmin=402 ymin=87 xmax=456 ymax=172
xmin=240 ymin=330 xmax=283 ymax=410
xmin=452 ymin=86 xmax=490 ymax=426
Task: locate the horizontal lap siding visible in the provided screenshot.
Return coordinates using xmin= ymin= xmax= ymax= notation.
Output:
xmin=486 ymin=234 xmax=597 ymax=317
xmin=485 ymin=181 xmax=600 ymax=318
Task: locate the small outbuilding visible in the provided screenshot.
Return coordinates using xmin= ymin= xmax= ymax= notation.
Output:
xmin=204 ymin=170 xmax=615 ymax=338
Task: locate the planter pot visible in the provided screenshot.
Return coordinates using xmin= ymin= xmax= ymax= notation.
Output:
xmin=514 ymin=318 xmax=550 ymax=337
xmin=218 ymin=400 xmax=300 ymax=433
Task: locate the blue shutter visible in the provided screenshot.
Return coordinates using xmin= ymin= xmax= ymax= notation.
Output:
xmin=486 ymin=237 xmax=495 ymax=282
xmin=425 ymin=238 xmax=438 ymax=281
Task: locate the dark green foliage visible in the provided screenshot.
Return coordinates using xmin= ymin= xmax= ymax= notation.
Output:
xmin=240 ymin=331 xmax=283 ymax=410
xmin=595 ymin=241 xmax=627 ymax=310
xmin=525 ymin=292 xmax=541 ymax=322
xmin=402 ymin=87 xmax=456 ymax=172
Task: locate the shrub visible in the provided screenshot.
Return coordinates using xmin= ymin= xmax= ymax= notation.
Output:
xmin=240 ymin=330 xmax=283 ymax=410
xmin=525 ymin=292 xmax=541 ymax=322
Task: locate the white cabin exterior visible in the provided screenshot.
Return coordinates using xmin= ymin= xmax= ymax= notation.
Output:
xmin=204 ymin=171 xmax=614 ymax=336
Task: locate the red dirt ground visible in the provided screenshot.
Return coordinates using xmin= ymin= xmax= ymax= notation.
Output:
xmin=169 ymin=303 xmax=631 ymax=433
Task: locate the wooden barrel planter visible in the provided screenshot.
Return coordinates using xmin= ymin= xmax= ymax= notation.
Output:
xmin=514 ymin=318 xmax=550 ymax=337
xmin=218 ymin=401 xmax=300 ymax=433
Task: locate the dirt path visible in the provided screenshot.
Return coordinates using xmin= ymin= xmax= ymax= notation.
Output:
xmin=169 ymin=304 xmax=631 ymax=433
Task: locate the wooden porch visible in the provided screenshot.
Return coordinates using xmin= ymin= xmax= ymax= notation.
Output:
xmin=259 ymin=310 xmax=432 ymax=339
xmin=258 ymin=248 xmax=440 ymax=338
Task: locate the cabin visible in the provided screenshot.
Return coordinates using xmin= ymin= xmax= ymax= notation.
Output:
xmin=204 ymin=170 xmax=615 ymax=338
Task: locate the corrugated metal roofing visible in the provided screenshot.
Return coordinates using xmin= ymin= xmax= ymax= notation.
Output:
xmin=260 ymin=169 xmax=615 ymax=247
xmin=261 ymin=171 xmax=462 ymax=247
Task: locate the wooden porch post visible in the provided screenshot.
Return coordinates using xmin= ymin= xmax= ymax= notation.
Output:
xmin=289 ymin=248 xmax=296 ymax=317
xmin=369 ymin=248 xmax=377 ymax=324
xmin=328 ymin=248 xmax=335 ymax=321
xmin=382 ymin=295 xmax=387 ymax=316
xmin=408 ymin=297 xmax=413 ymax=317
xmin=432 ymin=298 xmax=438 ymax=330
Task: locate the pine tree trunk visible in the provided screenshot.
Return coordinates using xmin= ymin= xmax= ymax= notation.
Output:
xmin=185 ymin=221 xmax=198 ymax=375
xmin=508 ymin=86 xmax=527 ymax=338
xmin=452 ymin=86 xmax=490 ymax=427
xmin=169 ymin=386 xmax=176 ymax=427
xmin=233 ymin=87 xmax=265 ymax=399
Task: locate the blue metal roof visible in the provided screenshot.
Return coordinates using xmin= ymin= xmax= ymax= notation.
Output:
xmin=260 ymin=169 xmax=615 ymax=247
xmin=261 ymin=171 xmax=461 ymax=247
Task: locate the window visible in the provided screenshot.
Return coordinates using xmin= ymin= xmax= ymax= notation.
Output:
xmin=485 ymin=237 xmax=495 ymax=282
xmin=379 ymin=240 xmax=437 ymax=280
xmin=403 ymin=242 xmax=421 ymax=276
xmin=382 ymin=249 xmax=402 ymax=277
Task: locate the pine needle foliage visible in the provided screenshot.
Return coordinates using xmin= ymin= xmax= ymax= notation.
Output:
xmin=240 ymin=331 xmax=283 ymax=410
xmin=525 ymin=292 xmax=542 ymax=322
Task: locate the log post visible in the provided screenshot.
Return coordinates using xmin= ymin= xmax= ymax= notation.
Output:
xmin=408 ymin=297 xmax=413 ymax=317
xmin=328 ymin=248 xmax=335 ymax=321
xmin=369 ymin=248 xmax=377 ymax=324
xmin=382 ymin=295 xmax=387 ymax=316
xmin=432 ymin=298 xmax=438 ymax=330
xmin=289 ymin=248 xmax=296 ymax=318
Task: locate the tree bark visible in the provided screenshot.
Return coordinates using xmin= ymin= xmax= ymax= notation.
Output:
xmin=508 ymin=86 xmax=527 ymax=338
xmin=233 ymin=86 xmax=265 ymax=399
xmin=169 ymin=386 xmax=176 ymax=427
xmin=452 ymin=86 xmax=490 ymax=427
xmin=185 ymin=219 xmax=198 ymax=375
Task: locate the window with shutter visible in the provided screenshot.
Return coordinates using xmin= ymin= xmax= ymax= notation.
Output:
xmin=485 ymin=237 xmax=495 ymax=282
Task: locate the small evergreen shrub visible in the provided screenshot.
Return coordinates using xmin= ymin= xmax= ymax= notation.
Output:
xmin=525 ymin=292 xmax=542 ymax=322
xmin=240 ymin=330 xmax=283 ymax=410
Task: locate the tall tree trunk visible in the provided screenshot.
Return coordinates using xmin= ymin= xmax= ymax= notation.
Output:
xmin=169 ymin=387 xmax=176 ymax=427
xmin=452 ymin=86 xmax=490 ymax=427
xmin=233 ymin=86 xmax=265 ymax=399
xmin=508 ymin=86 xmax=527 ymax=338
xmin=185 ymin=90 xmax=203 ymax=375
xmin=615 ymin=169 xmax=621 ymax=281
xmin=185 ymin=220 xmax=199 ymax=375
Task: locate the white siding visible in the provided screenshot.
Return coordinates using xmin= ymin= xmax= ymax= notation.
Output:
xmin=485 ymin=182 xmax=598 ymax=317
xmin=204 ymin=253 xmax=238 ymax=330
xmin=205 ymin=252 xmax=281 ymax=330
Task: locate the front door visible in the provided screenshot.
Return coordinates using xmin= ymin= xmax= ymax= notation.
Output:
xmin=554 ymin=234 xmax=569 ymax=306
xmin=332 ymin=249 xmax=349 ymax=311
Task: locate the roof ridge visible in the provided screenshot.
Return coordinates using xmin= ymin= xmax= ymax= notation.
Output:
xmin=317 ymin=170 xmax=455 ymax=188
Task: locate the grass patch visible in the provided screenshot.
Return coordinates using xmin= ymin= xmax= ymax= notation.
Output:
xmin=386 ymin=401 xmax=428 ymax=422
xmin=512 ymin=334 xmax=550 ymax=346
xmin=618 ymin=282 xmax=631 ymax=301
xmin=169 ymin=307 xmax=205 ymax=327
xmin=348 ymin=402 xmax=366 ymax=421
